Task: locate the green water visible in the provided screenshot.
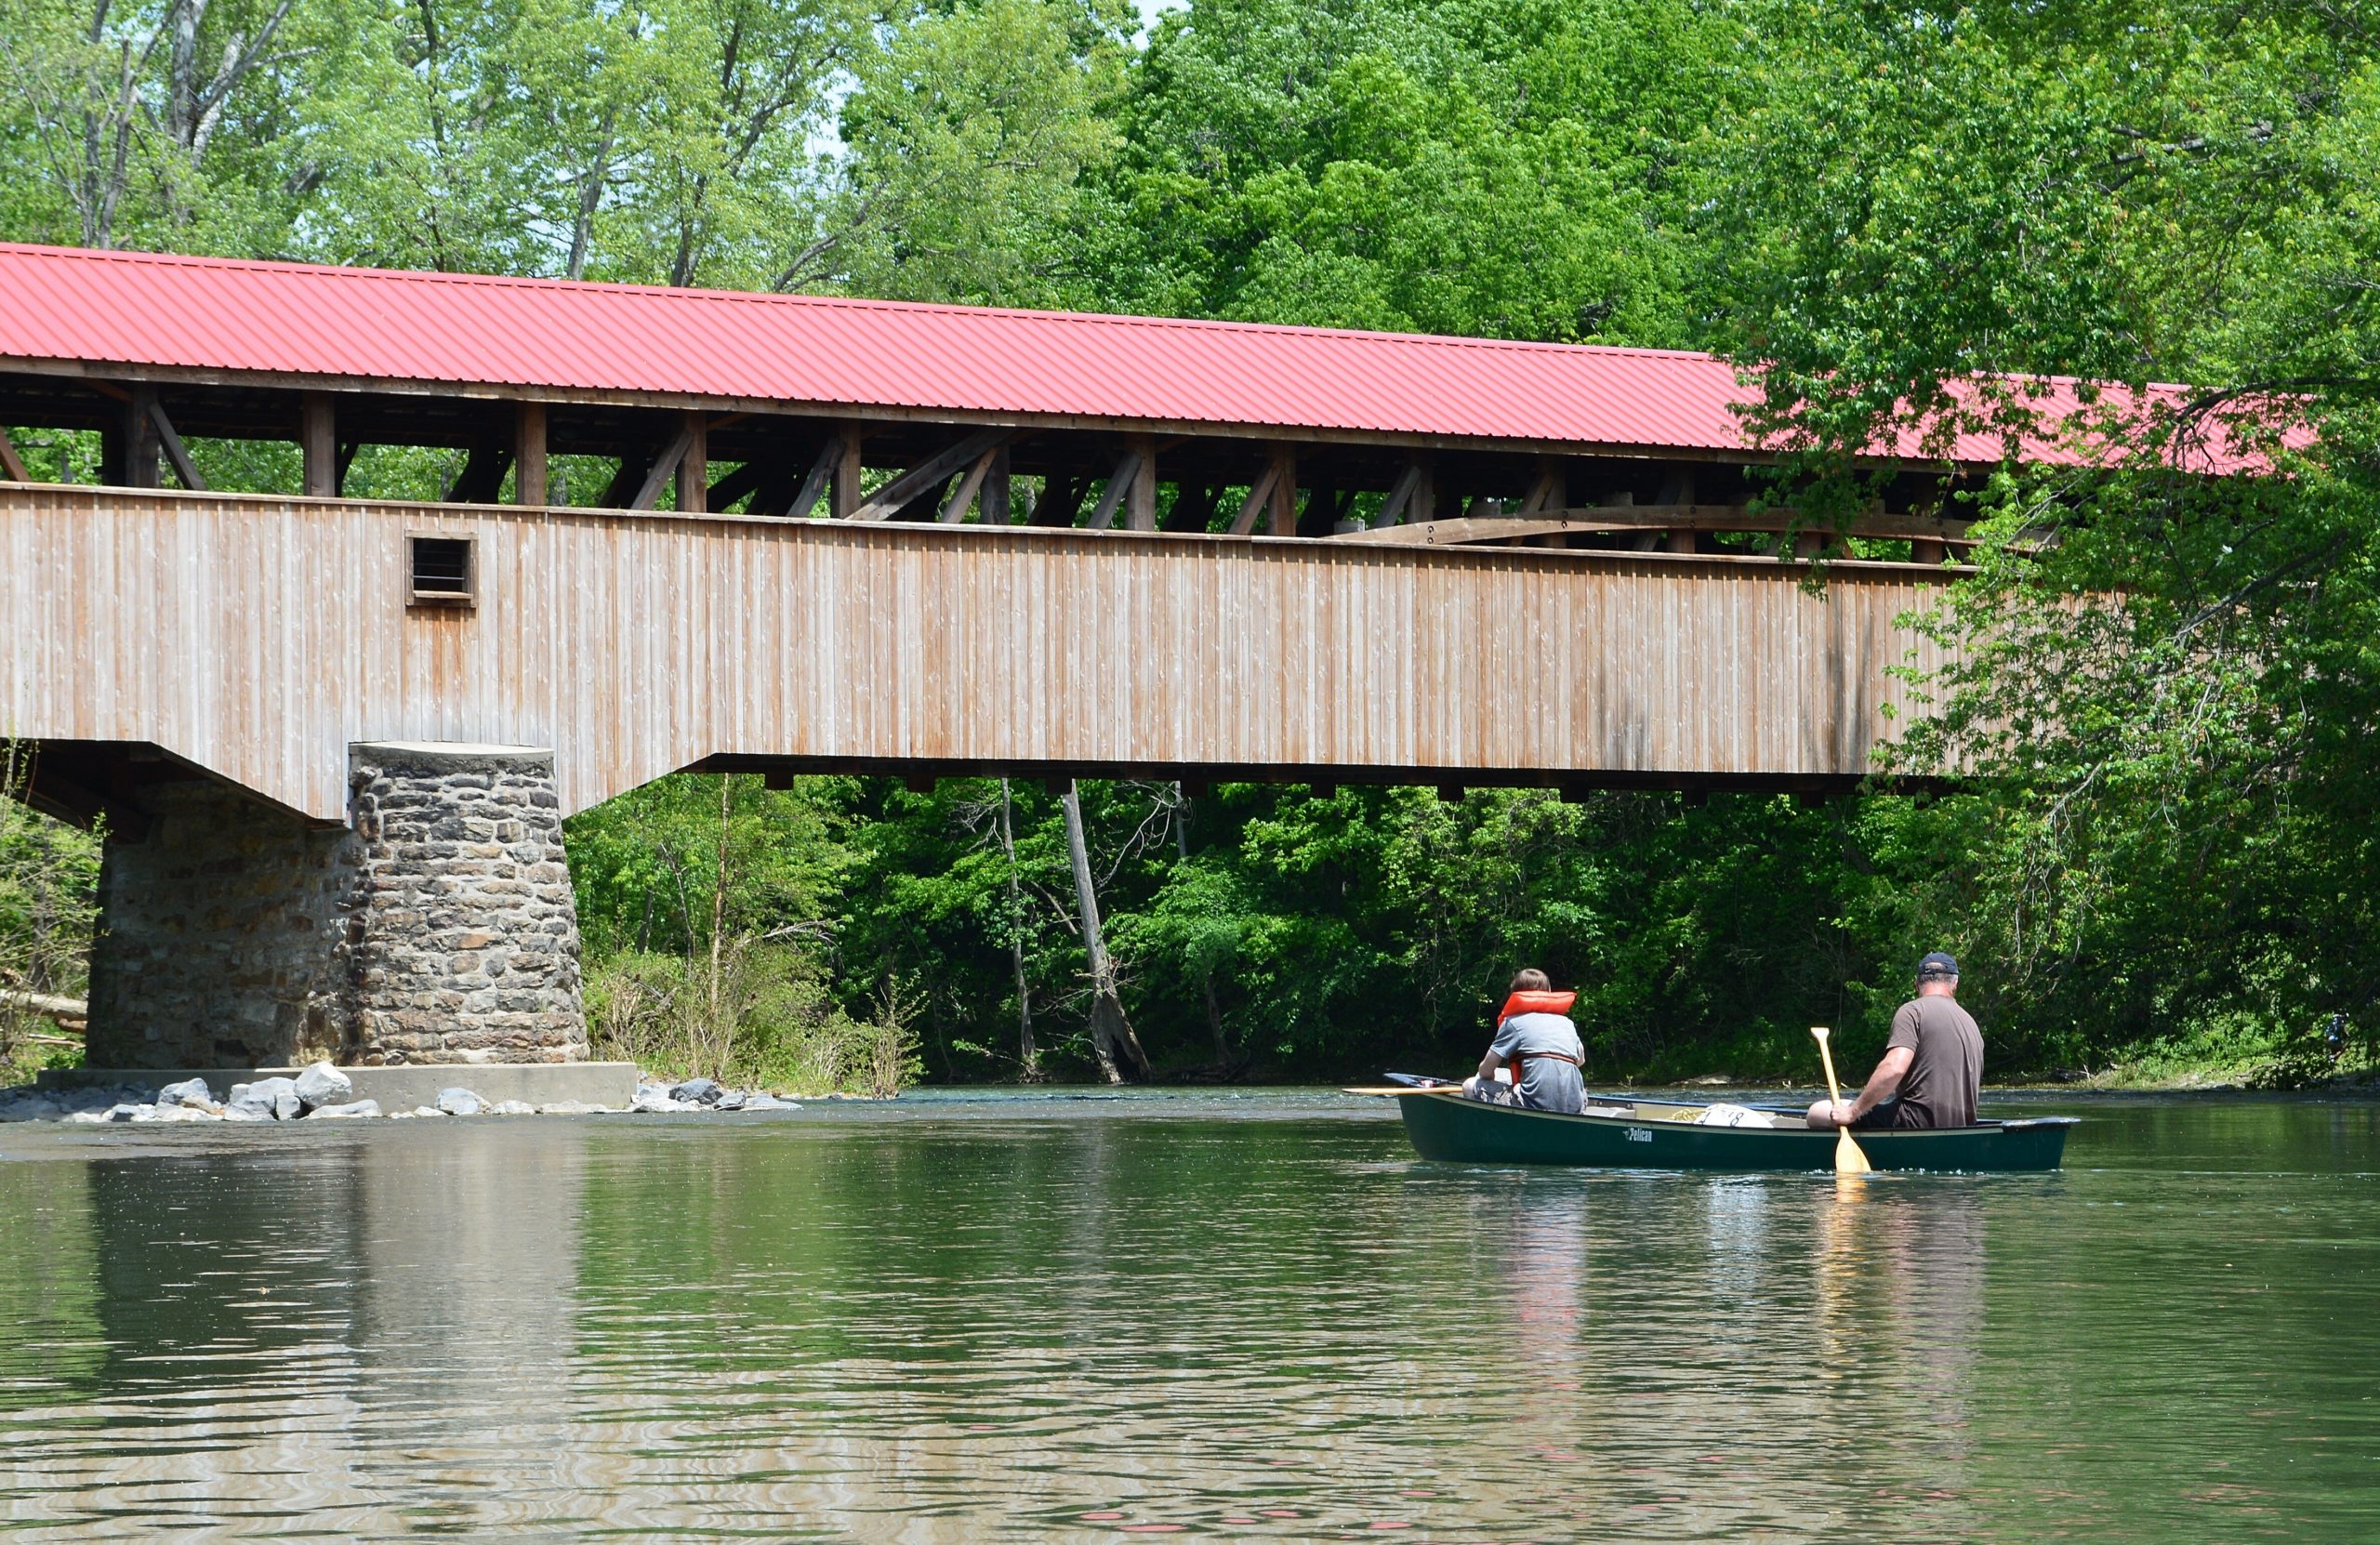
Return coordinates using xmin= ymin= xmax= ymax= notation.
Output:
xmin=1 ymin=1091 xmax=2373 ymax=1541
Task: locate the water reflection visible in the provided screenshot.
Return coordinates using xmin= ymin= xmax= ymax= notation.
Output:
xmin=0 ymin=1095 xmax=2373 ymax=1542
xmin=15 ymin=1127 xmax=593 ymax=1534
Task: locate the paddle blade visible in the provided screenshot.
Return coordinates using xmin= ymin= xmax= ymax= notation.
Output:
xmin=1835 ymin=1127 xmax=1873 ymax=1175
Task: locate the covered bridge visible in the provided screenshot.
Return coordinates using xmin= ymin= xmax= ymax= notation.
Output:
xmin=0 ymin=243 xmax=2072 ymax=1076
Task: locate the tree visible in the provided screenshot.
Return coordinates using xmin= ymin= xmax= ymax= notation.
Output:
xmin=1075 ymin=0 xmax=1729 ymax=342
xmin=820 ymin=0 xmax=1128 ymax=305
xmin=0 ymin=0 xmax=324 ymax=249
xmin=1059 ymin=780 xmax=1146 ymax=1081
xmin=1705 ymin=0 xmax=2380 ymax=1065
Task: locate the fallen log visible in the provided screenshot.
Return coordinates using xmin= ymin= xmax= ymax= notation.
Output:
xmin=3 ymin=989 xmax=87 ymax=1024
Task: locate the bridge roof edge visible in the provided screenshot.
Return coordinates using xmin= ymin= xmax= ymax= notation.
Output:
xmin=0 ymin=243 xmax=2275 ymax=472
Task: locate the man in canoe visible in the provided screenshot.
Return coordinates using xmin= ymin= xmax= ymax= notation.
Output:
xmin=1461 ymin=969 xmax=1587 ymax=1115
xmin=1807 ymin=952 xmax=1984 ymax=1130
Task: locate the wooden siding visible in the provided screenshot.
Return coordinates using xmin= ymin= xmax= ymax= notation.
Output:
xmin=0 ymin=485 xmax=1957 ymax=820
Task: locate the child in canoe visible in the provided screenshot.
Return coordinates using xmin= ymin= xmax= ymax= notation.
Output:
xmin=1461 ymin=969 xmax=1586 ymax=1115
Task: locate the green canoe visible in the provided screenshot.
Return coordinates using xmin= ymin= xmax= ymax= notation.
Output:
xmin=1386 ymin=1088 xmax=2076 ymax=1172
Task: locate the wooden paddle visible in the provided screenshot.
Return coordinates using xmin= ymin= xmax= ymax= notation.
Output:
xmin=1810 ymin=1025 xmax=1872 ymax=1175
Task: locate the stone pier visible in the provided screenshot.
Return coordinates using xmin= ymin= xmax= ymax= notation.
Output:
xmin=86 ymin=744 xmax=587 ymax=1069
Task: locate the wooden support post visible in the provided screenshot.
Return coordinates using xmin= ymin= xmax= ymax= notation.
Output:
xmin=514 ymin=401 xmax=548 ymax=506
xmin=831 ymin=428 xmax=863 ymax=519
xmin=1228 ymin=460 xmax=1280 ymax=535
xmin=147 ymin=398 xmax=206 ymax=492
xmin=763 ymin=431 xmax=847 ymax=519
xmin=601 ymin=451 xmax=651 ymax=509
xmin=1267 ymin=445 xmax=1298 ymax=536
xmin=112 ymin=385 xmax=161 ymax=488
xmin=1163 ymin=481 xmax=1223 ymax=533
xmin=1598 ymin=490 xmax=1658 ymax=551
xmin=1030 ymin=469 xmax=1090 ymax=527
xmin=848 ymin=428 xmax=1012 ymax=522
xmin=705 ymin=458 xmax=769 ymax=513
xmin=0 ymin=424 xmax=27 ymax=483
xmin=628 ymin=420 xmax=699 ymax=511
xmin=1085 ymin=447 xmax=1143 ymax=530
xmin=981 ymin=445 xmax=1011 ymax=524
xmin=676 ymin=412 xmax=707 ymax=513
xmin=444 ymin=443 xmax=514 ymax=504
xmin=1911 ymin=537 xmax=1947 ymax=564
xmin=301 ymin=392 xmax=337 ymax=497
xmin=1303 ymin=481 xmax=1353 ymax=538
xmin=1792 ymin=530 xmax=1828 ymax=560
xmin=937 ymin=444 xmax=999 ymax=522
xmin=1126 ymin=434 xmax=1157 ymax=532
xmin=1377 ymin=457 xmax=1432 ymax=528
xmin=1658 ymin=469 xmax=1695 ymax=555
xmin=1519 ymin=456 xmax=1564 ymax=515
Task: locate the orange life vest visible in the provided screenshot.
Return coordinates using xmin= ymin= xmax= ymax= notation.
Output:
xmin=1498 ymin=990 xmax=1577 ymax=1022
xmin=1497 ymin=991 xmax=1581 ymax=1089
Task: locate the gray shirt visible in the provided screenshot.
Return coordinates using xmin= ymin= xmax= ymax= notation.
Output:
xmin=1885 ymin=995 xmax=1983 ymax=1129
xmin=1490 ymin=1012 xmax=1586 ymax=1114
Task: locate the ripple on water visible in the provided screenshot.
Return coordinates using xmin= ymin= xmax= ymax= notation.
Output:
xmin=0 ymin=1094 xmax=2373 ymax=1540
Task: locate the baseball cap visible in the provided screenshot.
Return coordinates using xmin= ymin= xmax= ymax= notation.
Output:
xmin=1917 ymin=951 xmax=1960 ymax=979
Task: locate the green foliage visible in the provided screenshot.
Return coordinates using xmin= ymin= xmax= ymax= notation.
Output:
xmin=1079 ymin=0 xmax=1726 ymax=342
xmin=567 ymin=773 xmax=918 ymax=1093
xmin=0 ymin=745 xmax=100 ymax=1078
xmin=1709 ymin=0 xmax=2380 ymax=1075
xmin=747 ymin=775 xmax=1971 ymax=1084
xmin=586 ymin=942 xmax=916 ymax=1095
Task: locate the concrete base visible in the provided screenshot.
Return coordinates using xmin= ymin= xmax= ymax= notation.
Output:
xmin=39 ymin=1062 xmax=639 ymax=1109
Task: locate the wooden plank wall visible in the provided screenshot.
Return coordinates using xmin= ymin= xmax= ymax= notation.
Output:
xmin=0 ymin=485 xmax=1958 ymax=821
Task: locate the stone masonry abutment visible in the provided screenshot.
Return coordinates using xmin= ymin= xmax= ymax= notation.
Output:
xmin=86 ymin=744 xmax=588 ymax=1069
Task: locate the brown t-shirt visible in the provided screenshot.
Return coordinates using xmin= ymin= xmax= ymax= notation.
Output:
xmin=1885 ymin=995 xmax=1983 ymax=1129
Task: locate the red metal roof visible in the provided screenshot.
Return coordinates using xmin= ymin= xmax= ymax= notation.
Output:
xmin=0 ymin=243 xmax=2272 ymax=469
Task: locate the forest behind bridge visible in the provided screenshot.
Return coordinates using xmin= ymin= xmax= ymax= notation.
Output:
xmin=2 ymin=0 xmax=2375 ymax=1089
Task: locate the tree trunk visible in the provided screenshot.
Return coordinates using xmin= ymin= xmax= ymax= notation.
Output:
xmin=567 ymin=106 xmax=616 ymax=280
xmin=1174 ymin=784 xmax=1230 ymax=1064
xmin=997 ymin=778 xmax=1038 ymax=1078
xmin=1061 ymin=779 xmax=1146 ymax=1083
xmin=705 ymin=772 xmax=732 ymax=1072
xmin=167 ymin=0 xmax=203 ymax=150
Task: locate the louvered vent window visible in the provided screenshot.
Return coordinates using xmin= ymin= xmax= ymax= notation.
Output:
xmin=409 ymin=536 xmax=474 ymax=606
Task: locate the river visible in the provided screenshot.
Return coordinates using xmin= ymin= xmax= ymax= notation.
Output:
xmin=2 ymin=1089 xmax=2373 ymax=1541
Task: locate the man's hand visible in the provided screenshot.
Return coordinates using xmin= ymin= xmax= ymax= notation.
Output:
xmin=1829 ymin=1100 xmax=1855 ymax=1128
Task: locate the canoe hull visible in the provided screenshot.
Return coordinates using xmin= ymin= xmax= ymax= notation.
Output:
xmin=1395 ymin=1090 xmax=2073 ymax=1172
